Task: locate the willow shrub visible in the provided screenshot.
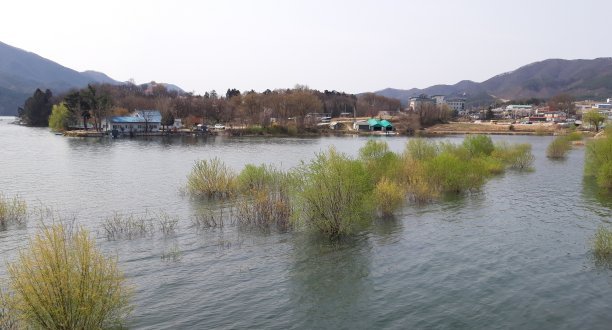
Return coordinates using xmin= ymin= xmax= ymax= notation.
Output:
xmin=585 ymin=129 xmax=612 ymax=190
xmin=359 ymin=140 xmax=402 ymax=181
xmin=237 ymin=164 xmax=287 ymax=193
xmin=7 ymin=223 xmax=132 ymax=329
xmin=463 ymin=134 xmax=495 ymax=157
xmin=294 ymin=148 xmax=374 ymax=237
xmin=187 ymin=158 xmax=237 ymax=199
xmin=493 ymin=142 xmax=535 ymax=170
xmin=424 ymin=151 xmax=487 ymax=193
xmin=236 ymin=189 xmax=292 ymax=232
xmin=374 ymin=177 xmax=405 ymax=216
xmin=236 ymin=164 xmax=294 ymax=231
xmin=546 ymin=136 xmax=572 ymax=159
xmin=404 ymin=138 xmax=438 ymax=161
xmin=0 ymin=194 xmax=27 ymax=228
xmin=593 ymin=226 xmax=612 ymax=260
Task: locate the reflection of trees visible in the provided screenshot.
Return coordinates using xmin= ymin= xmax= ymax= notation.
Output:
xmin=289 ymin=234 xmax=373 ymax=328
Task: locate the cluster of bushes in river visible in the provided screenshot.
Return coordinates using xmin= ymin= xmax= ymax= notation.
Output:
xmin=546 ymin=131 xmax=583 ymax=159
xmin=187 ymin=136 xmax=534 ymax=237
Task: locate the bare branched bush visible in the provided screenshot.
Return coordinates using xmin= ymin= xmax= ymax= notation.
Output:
xmin=191 ymin=207 xmax=233 ymax=230
xmin=157 ymin=211 xmax=179 ymax=236
xmin=102 ymin=212 xmax=155 ymax=240
xmin=0 ymin=194 xmax=27 ymax=228
xmin=236 ymin=190 xmax=292 ymax=232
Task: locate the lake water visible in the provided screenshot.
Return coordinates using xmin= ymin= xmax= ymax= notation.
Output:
xmin=1 ymin=116 xmax=612 ymax=329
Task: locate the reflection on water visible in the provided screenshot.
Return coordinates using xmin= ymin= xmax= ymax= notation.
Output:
xmin=290 ymin=234 xmax=372 ymax=329
xmin=2 ymin=118 xmax=612 ymax=329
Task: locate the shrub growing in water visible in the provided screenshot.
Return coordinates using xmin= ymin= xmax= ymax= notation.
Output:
xmin=0 ymin=194 xmax=27 ymax=228
xmin=593 ymin=226 xmax=612 ymax=260
xmin=585 ymin=129 xmax=612 ymax=190
xmin=463 ymin=134 xmax=494 ymax=157
xmin=7 ymin=223 xmax=132 ymax=328
xmin=404 ymin=138 xmax=438 ymax=161
xmin=374 ymin=177 xmax=405 ymax=216
xmin=546 ymin=136 xmax=572 ymax=159
xmin=187 ymin=158 xmax=237 ymax=199
xmin=359 ymin=140 xmax=402 ymax=181
xmin=493 ymin=142 xmax=535 ymax=170
xmin=294 ymin=148 xmax=374 ymax=237
xmin=424 ymin=151 xmax=487 ymax=193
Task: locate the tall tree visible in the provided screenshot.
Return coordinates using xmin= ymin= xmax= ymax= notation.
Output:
xmin=19 ymin=89 xmax=53 ymax=126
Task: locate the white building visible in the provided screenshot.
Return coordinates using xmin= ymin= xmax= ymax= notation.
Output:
xmin=109 ymin=110 xmax=162 ymax=133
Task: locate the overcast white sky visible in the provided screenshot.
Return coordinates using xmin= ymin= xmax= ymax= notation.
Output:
xmin=2 ymin=0 xmax=611 ymax=94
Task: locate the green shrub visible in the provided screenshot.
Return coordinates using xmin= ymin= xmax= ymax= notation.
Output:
xmin=463 ymin=134 xmax=494 ymax=157
xmin=424 ymin=152 xmax=487 ymax=193
xmin=7 ymin=224 xmax=132 ymax=329
xmin=596 ymin=162 xmax=612 ymax=189
xmin=494 ymin=143 xmax=535 ymax=170
xmin=0 ymin=194 xmax=27 ymax=228
xmin=374 ymin=177 xmax=405 ymax=216
xmin=546 ymin=136 xmax=572 ymax=159
xmin=294 ymin=148 xmax=374 ymax=237
xmin=359 ymin=140 xmax=401 ymax=181
xmin=404 ymin=138 xmax=438 ymax=161
xmin=187 ymin=158 xmax=237 ymax=199
xmin=565 ymin=131 xmax=583 ymax=142
xmin=237 ymin=164 xmax=285 ymax=193
xmin=585 ymin=133 xmax=612 ymax=178
xmin=593 ymin=226 xmax=612 ymax=259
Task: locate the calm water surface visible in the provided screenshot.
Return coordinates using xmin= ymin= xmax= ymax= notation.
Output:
xmin=1 ymin=117 xmax=612 ymax=329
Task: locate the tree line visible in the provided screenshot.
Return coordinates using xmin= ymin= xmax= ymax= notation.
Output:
xmin=18 ymin=82 xmax=402 ymax=131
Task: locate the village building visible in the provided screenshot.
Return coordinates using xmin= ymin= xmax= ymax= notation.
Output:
xmin=109 ymin=110 xmax=162 ymax=133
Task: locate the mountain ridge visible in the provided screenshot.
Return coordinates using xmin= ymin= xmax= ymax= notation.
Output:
xmin=374 ymin=58 xmax=612 ymax=108
xmin=0 ymin=41 xmax=184 ymax=116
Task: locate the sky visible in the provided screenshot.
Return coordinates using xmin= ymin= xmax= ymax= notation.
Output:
xmin=1 ymin=0 xmax=611 ymax=95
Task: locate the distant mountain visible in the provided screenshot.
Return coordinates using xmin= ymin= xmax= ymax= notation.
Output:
xmin=374 ymin=58 xmax=612 ymax=108
xmin=0 ymin=41 xmax=184 ymax=116
xmin=139 ymin=81 xmax=185 ymax=94
xmin=0 ymin=41 xmax=122 ymax=115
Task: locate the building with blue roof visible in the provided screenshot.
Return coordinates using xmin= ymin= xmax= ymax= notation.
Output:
xmin=109 ymin=110 xmax=161 ymax=133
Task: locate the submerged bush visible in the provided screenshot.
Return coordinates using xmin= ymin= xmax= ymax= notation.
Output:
xmin=294 ymin=148 xmax=374 ymax=237
xmin=596 ymin=162 xmax=612 ymax=189
xmin=546 ymin=136 xmax=572 ymax=159
xmin=585 ymin=131 xmax=612 ymax=190
xmin=102 ymin=212 xmax=155 ymax=240
xmin=7 ymin=223 xmax=132 ymax=328
xmin=0 ymin=194 xmax=27 ymax=228
xmin=565 ymin=131 xmax=583 ymax=142
xmin=494 ymin=142 xmax=535 ymax=170
xmin=236 ymin=190 xmax=292 ymax=231
xmin=593 ymin=226 xmax=612 ymax=260
xmin=359 ymin=140 xmax=402 ymax=181
xmin=463 ymin=134 xmax=494 ymax=157
xmin=235 ymin=163 xmax=293 ymax=231
xmin=374 ymin=177 xmax=405 ymax=216
xmin=187 ymin=158 xmax=237 ymax=199
xmin=404 ymin=138 xmax=438 ymax=161
xmin=424 ymin=151 xmax=490 ymax=193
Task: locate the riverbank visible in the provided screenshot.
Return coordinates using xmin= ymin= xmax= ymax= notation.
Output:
xmin=39 ymin=120 xmax=584 ymax=138
xmin=423 ymin=122 xmax=560 ymax=135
